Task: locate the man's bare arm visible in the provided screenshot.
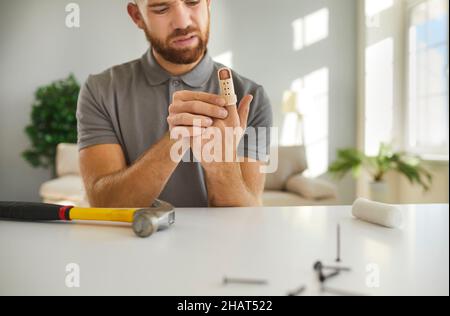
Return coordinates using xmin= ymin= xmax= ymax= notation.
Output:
xmin=79 ymin=132 xmax=185 ymax=208
xmin=204 ymin=159 xmax=266 ymax=207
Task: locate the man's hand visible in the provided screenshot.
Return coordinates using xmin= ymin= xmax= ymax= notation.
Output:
xmin=194 ymin=94 xmax=264 ymax=207
xmin=167 ymin=89 xmax=262 ymax=207
xmin=167 ymin=90 xmax=230 ymax=138
xmin=191 ymin=95 xmax=254 ymax=169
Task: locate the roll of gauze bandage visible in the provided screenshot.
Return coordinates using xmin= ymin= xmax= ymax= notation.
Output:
xmin=352 ymin=198 xmax=403 ymax=228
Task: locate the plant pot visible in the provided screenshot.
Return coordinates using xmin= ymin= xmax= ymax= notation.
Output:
xmin=369 ymin=181 xmax=389 ymax=203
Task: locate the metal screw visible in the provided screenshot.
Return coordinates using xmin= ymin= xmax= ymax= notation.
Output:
xmin=314 ymin=261 xmax=351 ymax=272
xmin=223 ymin=276 xmax=268 ymax=286
xmin=313 ymin=261 xmax=351 ymax=283
xmin=336 ymin=224 xmax=341 ymax=263
xmin=287 ymin=285 xmax=307 ymax=296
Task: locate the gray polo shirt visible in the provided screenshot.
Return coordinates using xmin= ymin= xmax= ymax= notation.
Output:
xmin=77 ymin=49 xmax=272 ymax=207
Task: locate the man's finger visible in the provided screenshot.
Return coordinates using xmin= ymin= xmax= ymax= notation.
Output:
xmin=180 ymin=100 xmax=229 ymax=119
xmin=238 ymin=95 xmax=253 ymax=129
xmin=174 ymin=90 xmax=226 ymax=106
xmin=168 ymin=113 xmax=213 ymax=128
xmin=171 ymin=126 xmax=206 ymax=138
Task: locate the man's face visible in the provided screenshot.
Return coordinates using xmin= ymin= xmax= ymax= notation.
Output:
xmin=135 ymin=0 xmax=210 ymax=65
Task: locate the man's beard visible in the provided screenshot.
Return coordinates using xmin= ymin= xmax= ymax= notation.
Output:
xmin=144 ymin=22 xmax=210 ymax=65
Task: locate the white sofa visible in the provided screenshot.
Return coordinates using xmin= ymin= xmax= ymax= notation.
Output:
xmin=40 ymin=144 xmax=338 ymax=207
xmin=40 ymin=143 xmax=89 ymax=207
xmin=262 ymin=145 xmax=338 ymax=206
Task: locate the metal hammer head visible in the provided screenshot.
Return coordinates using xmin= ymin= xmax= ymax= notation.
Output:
xmin=132 ymin=199 xmax=175 ymax=238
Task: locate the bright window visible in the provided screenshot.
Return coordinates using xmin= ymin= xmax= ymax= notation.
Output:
xmin=407 ymin=0 xmax=449 ymax=157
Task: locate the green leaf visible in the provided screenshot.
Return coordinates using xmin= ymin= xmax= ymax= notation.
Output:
xmin=329 ymin=143 xmax=434 ymax=191
xmin=22 ymin=74 xmax=80 ymax=171
xmin=328 ymin=148 xmax=364 ymax=179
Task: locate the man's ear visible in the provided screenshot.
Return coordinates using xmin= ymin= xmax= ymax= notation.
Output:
xmin=127 ymin=2 xmax=146 ymax=30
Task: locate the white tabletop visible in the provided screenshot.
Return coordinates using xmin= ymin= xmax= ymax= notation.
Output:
xmin=0 ymin=204 xmax=448 ymax=296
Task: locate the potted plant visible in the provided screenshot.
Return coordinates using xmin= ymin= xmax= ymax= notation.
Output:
xmin=328 ymin=143 xmax=433 ymax=202
xmin=22 ymin=74 xmax=80 ymax=177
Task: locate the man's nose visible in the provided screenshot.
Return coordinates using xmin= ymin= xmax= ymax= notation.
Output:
xmin=171 ymin=2 xmax=192 ymax=31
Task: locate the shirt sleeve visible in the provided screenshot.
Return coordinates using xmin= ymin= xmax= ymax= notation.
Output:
xmin=76 ymin=75 xmax=119 ymax=151
xmin=237 ymin=85 xmax=273 ymax=161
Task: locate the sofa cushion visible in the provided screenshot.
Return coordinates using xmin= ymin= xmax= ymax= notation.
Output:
xmin=56 ymin=143 xmax=80 ymax=177
xmin=40 ymin=175 xmax=86 ymax=204
xmin=264 ymin=146 xmax=308 ymax=190
xmin=285 ymin=174 xmax=337 ymax=200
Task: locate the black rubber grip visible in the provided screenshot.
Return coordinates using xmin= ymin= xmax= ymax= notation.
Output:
xmin=0 ymin=201 xmax=70 ymax=221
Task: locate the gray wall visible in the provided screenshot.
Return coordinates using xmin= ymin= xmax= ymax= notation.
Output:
xmin=0 ymin=0 xmax=146 ymax=201
xmin=222 ymin=0 xmax=357 ymax=203
xmin=0 ymin=0 xmax=357 ymax=203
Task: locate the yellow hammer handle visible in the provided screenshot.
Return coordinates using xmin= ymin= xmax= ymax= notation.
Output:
xmin=69 ymin=207 xmax=137 ymax=223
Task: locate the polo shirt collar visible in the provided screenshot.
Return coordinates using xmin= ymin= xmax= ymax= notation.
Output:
xmin=141 ymin=48 xmax=214 ymax=88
